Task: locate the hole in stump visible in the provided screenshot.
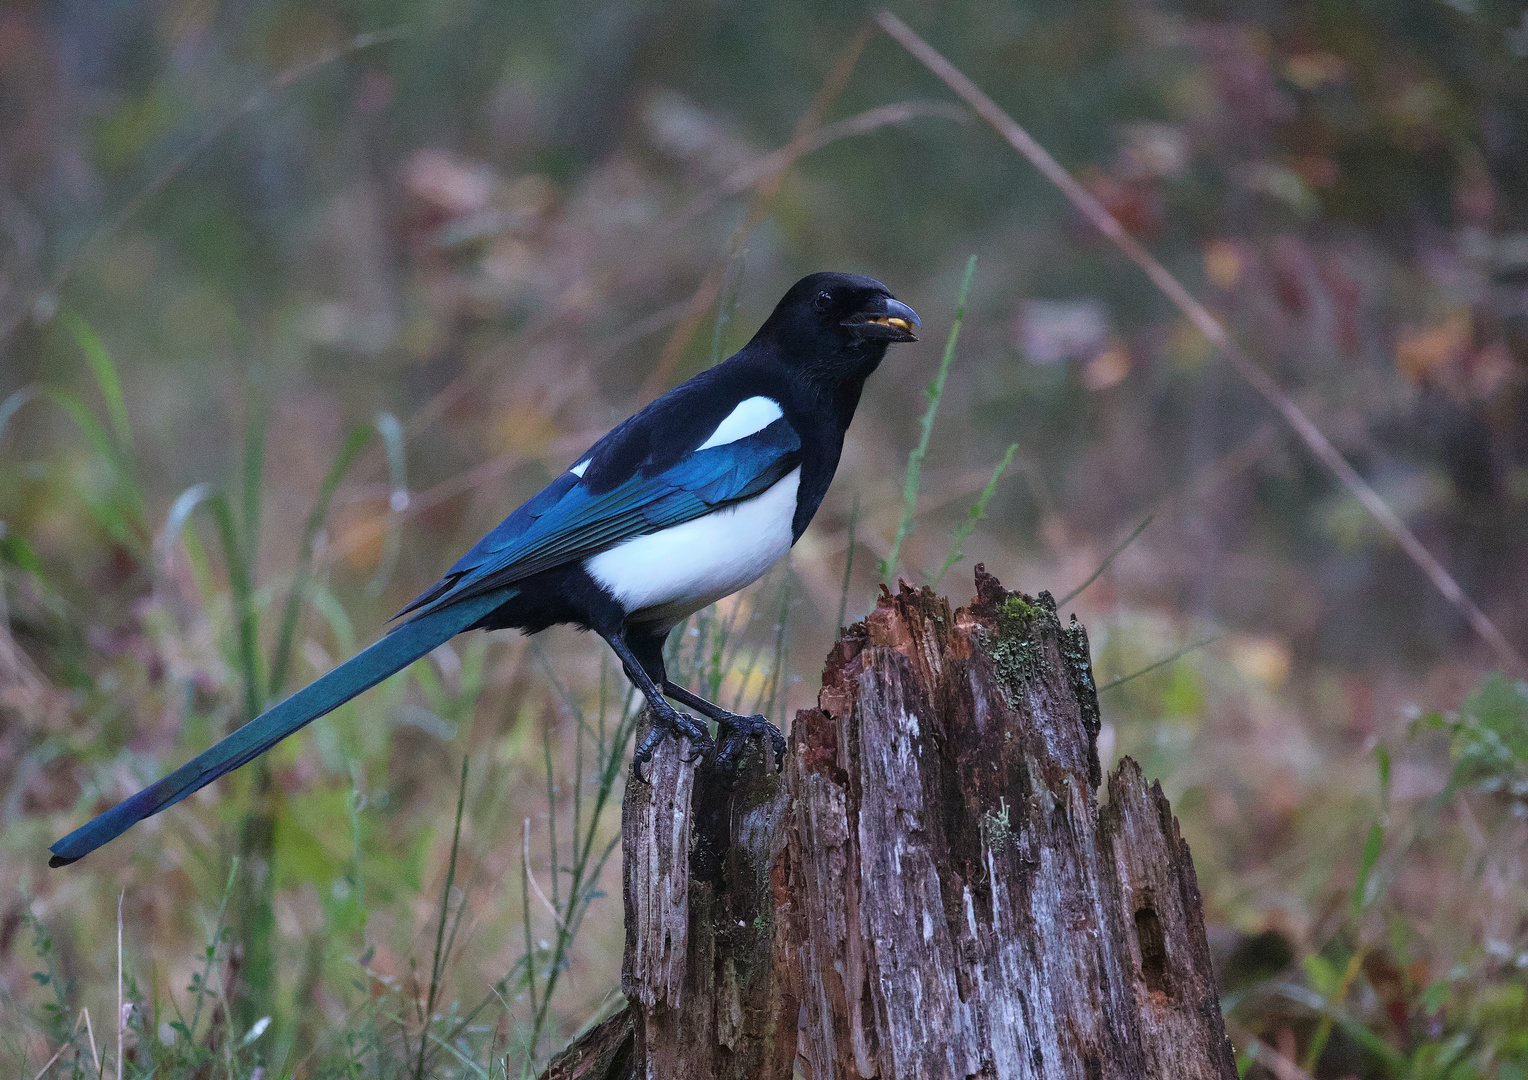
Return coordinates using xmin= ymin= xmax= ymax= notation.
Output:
xmin=1134 ymin=905 xmax=1170 ymax=996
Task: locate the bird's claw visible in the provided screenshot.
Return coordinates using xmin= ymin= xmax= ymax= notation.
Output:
xmin=715 ymin=712 xmax=786 ymax=774
xmin=631 ymin=707 xmax=712 ymax=784
xmin=628 ymin=707 xmax=785 ymax=784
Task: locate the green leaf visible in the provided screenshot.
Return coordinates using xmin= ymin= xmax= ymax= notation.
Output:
xmin=0 ymin=527 xmax=44 ymax=575
xmin=64 ymin=312 xmax=133 ymax=453
xmin=1350 ymin=821 xmax=1383 ymax=914
xmin=1375 ymin=742 xmax=1391 ymax=809
xmin=1302 ymin=952 xmax=1340 ymax=995
xmin=1420 ymin=979 xmax=1454 ymax=1013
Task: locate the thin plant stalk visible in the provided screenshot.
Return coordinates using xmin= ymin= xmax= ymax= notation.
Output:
xmin=1057 ymin=515 xmax=1153 ymax=608
xmin=203 ymin=494 xmax=262 ymax=720
xmin=1098 ymin=636 xmax=1220 ymax=694
xmin=572 ymin=690 xmax=584 ymax=909
xmin=115 ymin=892 xmax=123 ymax=1080
xmin=415 ymin=755 xmax=471 ymax=1080
xmin=524 ymin=687 xmax=640 ymax=1058
xmin=709 ymin=249 xmax=746 ymax=367
xmin=933 ymin=443 xmax=1017 ymax=587
xmin=755 ymin=558 xmax=794 ymax=721
xmin=880 ymin=254 xmax=976 ymax=584
xmin=635 ymin=26 xmax=870 ymax=403
xmin=519 ymin=819 xmax=539 ymax=1048
xmin=543 ymin=711 xmax=560 ymax=912
xmin=187 ymin=859 xmax=239 ymax=1042
xmin=837 ymin=490 xmax=860 ymax=629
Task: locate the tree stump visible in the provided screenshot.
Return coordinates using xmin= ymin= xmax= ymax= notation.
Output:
xmin=543 ymin=567 xmax=1236 ymax=1079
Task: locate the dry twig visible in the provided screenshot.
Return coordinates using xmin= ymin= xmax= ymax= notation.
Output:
xmin=876 ymin=10 xmax=1524 ymax=674
xmin=635 ymin=23 xmax=874 ymax=402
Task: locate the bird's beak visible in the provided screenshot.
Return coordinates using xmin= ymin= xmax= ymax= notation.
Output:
xmin=844 ymin=297 xmax=921 ymax=342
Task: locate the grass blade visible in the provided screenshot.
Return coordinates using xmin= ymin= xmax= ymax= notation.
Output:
xmin=203 ymin=492 xmax=263 ymax=720
xmin=755 ymin=556 xmax=793 ymax=719
xmin=933 ymin=442 xmax=1016 ymax=587
xmin=880 ymin=254 xmax=976 ymax=584
xmin=15 ymin=387 xmax=146 ymax=556
xmin=1349 ymin=822 xmax=1383 ymax=915
xmin=157 ymin=485 xmax=217 ymax=600
xmin=187 ymin=859 xmax=239 ymax=1043
xmin=241 ymin=367 xmax=267 ymax=574
xmin=115 ymin=892 xmax=123 ymax=1080
xmin=65 ymin=313 xmax=133 ymax=454
xmin=519 ymin=818 xmax=540 ymax=1053
xmin=156 ymin=484 xmax=215 ymax=566
xmin=0 ymin=387 xmax=37 ymax=444
xmin=269 ymin=424 xmax=375 ymax=698
xmin=366 ymin=412 xmax=408 ymax=598
xmin=41 ymin=388 xmax=147 ymax=521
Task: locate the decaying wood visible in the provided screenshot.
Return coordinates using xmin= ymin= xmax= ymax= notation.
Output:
xmin=541 ymin=1012 xmax=634 ymax=1080
xmin=617 ymin=699 xmax=796 ymax=1077
xmin=546 ymin=567 xmax=1236 ymax=1079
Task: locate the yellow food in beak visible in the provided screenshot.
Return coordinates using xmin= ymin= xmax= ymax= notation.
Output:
xmin=866 ymin=316 xmax=912 ymax=332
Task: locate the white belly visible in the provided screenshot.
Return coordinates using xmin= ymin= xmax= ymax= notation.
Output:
xmin=585 ymin=467 xmax=800 ymax=628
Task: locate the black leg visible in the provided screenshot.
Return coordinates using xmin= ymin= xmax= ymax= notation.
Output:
xmin=663 ymin=681 xmax=786 ymax=773
xmin=600 ymin=629 xmax=712 ymax=782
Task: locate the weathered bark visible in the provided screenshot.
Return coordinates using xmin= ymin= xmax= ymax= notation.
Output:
xmin=546 ymin=567 xmax=1236 ymax=1079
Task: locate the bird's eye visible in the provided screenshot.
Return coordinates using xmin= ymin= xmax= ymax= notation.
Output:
xmin=813 ymin=291 xmax=833 ymax=313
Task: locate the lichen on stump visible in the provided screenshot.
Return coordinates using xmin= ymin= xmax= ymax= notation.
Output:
xmin=547 ymin=566 xmax=1235 ymax=1080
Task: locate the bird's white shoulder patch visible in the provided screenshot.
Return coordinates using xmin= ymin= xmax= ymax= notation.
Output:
xmin=696 ymin=396 xmax=784 ymax=450
xmin=568 ymin=459 xmax=590 ymax=478
xmin=585 ymin=466 xmax=800 ymax=628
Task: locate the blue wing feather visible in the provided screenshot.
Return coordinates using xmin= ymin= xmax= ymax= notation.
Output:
xmin=400 ymin=418 xmax=801 ymax=619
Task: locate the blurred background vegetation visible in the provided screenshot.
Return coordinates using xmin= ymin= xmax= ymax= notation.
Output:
xmin=3 ymin=0 xmax=1528 ymax=1076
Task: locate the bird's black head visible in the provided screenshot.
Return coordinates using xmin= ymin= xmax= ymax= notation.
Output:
xmin=753 ymin=272 xmax=921 ymax=383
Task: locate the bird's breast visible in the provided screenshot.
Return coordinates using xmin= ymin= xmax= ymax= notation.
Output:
xmin=584 ymin=466 xmax=802 ymax=628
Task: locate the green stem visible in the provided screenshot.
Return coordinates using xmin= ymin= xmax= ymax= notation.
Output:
xmin=837 ymin=491 xmax=859 ymax=629
xmin=934 ymin=443 xmax=1017 ymax=587
xmin=881 ymin=254 xmax=976 ymax=582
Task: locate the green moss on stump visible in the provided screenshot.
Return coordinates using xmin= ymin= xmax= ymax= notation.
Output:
xmin=987 ymin=590 xmax=1057 ymax=696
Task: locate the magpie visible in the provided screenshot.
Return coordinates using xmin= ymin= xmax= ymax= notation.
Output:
xmin=48 ymin=272 xmax=920 ymax=867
